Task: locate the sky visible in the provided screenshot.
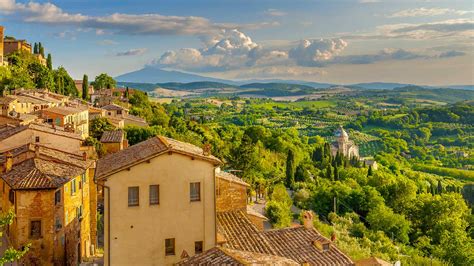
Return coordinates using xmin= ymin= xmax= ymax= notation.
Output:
xmin=0 ymin=0 xmax=473 ymax=85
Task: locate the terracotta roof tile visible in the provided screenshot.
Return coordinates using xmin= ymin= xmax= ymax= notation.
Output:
xmin=100 ymin=130 xmax=124 ymax=143
xmin=178 ymin=247 xmax=299 ymax=265
xmin=217 ymin=171 xmax=249 ymax=187
xmin=262 ymin=226 xmax=354 ymax=265
xmin=217 ymin=211 xmax=276 ymax=255
xmin=95 ymin=136 xmax=221 ymax=179
xmin=0 ymin=123 xmax=83 ymax=141
xmin=102 ymin=104 xmax=128 ymax=111
xmin=2 ymin=158 xmax=85 ymax=190
xmin=42 ymin=105 xmax=87 ymax=116
xmin=0 ymin=96 xmax=17 ymax=105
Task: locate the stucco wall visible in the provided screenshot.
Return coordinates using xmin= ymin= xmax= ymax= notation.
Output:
xmin=0 ymin=129 xmax=82 ymax=153
xmin=103 ymin=152 xmax=216 ymax=266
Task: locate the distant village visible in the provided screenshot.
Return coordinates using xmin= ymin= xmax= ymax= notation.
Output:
xmin=0 ymin=26 xmax=388 ymax=266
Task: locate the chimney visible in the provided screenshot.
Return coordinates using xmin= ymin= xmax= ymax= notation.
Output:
xmin=35 ymin=145 xmax=40 ymax=157
xmin=82 ymin=151 xmax=88 ymax=161
xmin=4 ymin=152 xmax=13 ymax=172
xmin=302 ymin=210 xmax=314 ymax=229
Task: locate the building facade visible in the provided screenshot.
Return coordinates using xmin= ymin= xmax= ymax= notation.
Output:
xmin=0 ymin=145 xmax=95 ymax=265
xmin=41 ymin=105 xmax=89 ymax=138
xmin=331 ymin=125 xmax=359 ymax=158
xmin=0 ymin=26 xmax=4 ymax=66
xmin=95 ymin=136 xmax=221 ymax=266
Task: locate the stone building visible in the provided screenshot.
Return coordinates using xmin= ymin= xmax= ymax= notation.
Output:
xmin=0 ymin=144 xmax=96 ymax=265
xmin=3 ymin=38 xmax=31 ymax=56
xmin=95 ymin=136 xmax=221 ymax=266
xmin=102 ymin=104 xmax=148 ymax=127
xmin=331 ymin=125 xmax=359 ymax=158
xmin=100 ymin=130 xmax=127 ymax=154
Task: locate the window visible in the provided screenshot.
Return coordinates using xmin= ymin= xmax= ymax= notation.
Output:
xmin=81 ymin=174 xmax=87 ymax=184
xmin=8 ymin=190 xmax=14 ymax=204
xmin=35 ymin=136 xmax=40 ymax=143
xmin=322 ymin=243 xmax=330 ymax=252
xmin=117 ymin=110 xmax=122 ymax=115
xmin=149 ymin=185 xmax=159 ymax=205
xmin=165 ymin=238 xmax=175 ymax=256
xmin=128 ymin=187 xmax=139 ymax=206
xmin=30 ymin=220 xmax=42 ymax=238
xmin=195 ymin=241 xmax=203 ymax=254
xmin=55 ymin=217 xmax=62 ymax=230
xmin=190 ymin=182 xmax=201 ymax=202
xmin=77 ymin=205 xmax=83 ymax=219
xmin=54 ymin=190 xmax=61 ymax=205
xmin=71 ymin=179 xmax=76 ymax=195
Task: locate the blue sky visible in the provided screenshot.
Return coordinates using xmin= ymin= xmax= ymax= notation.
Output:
xmin=1 ymin=0 xmax=472 ymax=85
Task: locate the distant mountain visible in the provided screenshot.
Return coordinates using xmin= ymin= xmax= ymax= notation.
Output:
xmin=240 ymin=83 xmax=314 ymax=91
xmin=350 ymin=82 xmax=415 ymax=90
xmin=115 ymin=67 xmax=236 ymax=84
xmin=156 ymin=82 xmax=238 ymax=90
xmin=116 ymin=67 xmax=473 ymax=92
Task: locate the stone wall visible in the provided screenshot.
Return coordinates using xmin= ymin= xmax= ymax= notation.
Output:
xmin=216 ymin=177 xmax=247 ymax=212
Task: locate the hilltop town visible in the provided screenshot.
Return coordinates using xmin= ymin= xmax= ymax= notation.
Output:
xmin=0 ymin=25 xmax=473 ymax=266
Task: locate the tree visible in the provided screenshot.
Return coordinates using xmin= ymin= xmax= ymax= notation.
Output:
xmin=38 ymin=42 xmax=44 ymax=57
xmin=367 ymin=165 xmax=373 ymax=177
xmin=286 ymin=149 xmax=295 ymax=188
xmin=0 ymin=210 xmax=30 ymax=264
xmin=82 ymin=74 xmax=89 ymax=100
xmin=33 ymin=43 xmax=38 ymax=54
xmin=89 ymin=117 xmax=115 ymax=139
xmin=333 ymin=165 xmax=339 ymax=180
xmin=46 ymin=53 xmax=52 ymax=70
xmin=93 ymin=73 xmax=116 ymax=90
xmin=312 ymin=146 xmax=324 ymax=163
xmin=367 ymin=205 xmax=411 ymax=244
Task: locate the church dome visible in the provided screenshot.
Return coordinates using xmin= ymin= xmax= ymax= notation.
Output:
xmin=335 ymin=125 xmax=349 ymax=139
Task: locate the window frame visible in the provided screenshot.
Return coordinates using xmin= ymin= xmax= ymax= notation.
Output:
xmin=165 ymin=238 xmax=175 ymax=256
xmin=71 ymin=179 xmax=76 ymax=196
xmin=190 ymin=182 xmax=201 ymax=202
xmin=195 ymin=241 xmax=203 ymax=254
xmin=149 ymin=185 xmax=160 ymax=205
xmin=54 ymin=190 xmax=61 ymax=205
xmin=30 ymin=220 xmax=42 ymax=239
xmin=128 ymin=186 xmax=139 ymax=207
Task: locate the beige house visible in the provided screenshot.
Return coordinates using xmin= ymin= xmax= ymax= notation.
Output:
xmin=0 ymin=123 xmax=83 ymax=153
xmin=95 ymin=136 xmax=221 ymax=266
xmin=102 ymin=104 xmax=148 ymax=127
xmin=41 ymin=105 xmax=89 ymax=138
xmin=331 ymin=126 xmax=359 ymax=158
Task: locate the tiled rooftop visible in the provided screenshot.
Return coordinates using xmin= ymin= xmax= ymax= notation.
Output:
xmin=0 ymin=123 xmax=83 ymax=141
xmin=178 ymin=247 xmax=299 ymax=265
xmin=217 ymin=171 xmax=249 ymax=187
xmin=263 ymin=227 xmax=354 ymax=265
xmin=100 ymin=130 xmax=124 ymax=143
xmin=42 ymin=105 xmax=88 ymax=116
xmin=215 ymin=210 xmax=354 ymax=266
xmin=95 ymin=136 xmax=221 ymax=179
xmin=103 ymin=104 xmax=128 ymax=111
xmin=217 ymin=211 xmax=276 ymax=255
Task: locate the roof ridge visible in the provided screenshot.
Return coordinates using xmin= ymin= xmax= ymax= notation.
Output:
xmin=157 ymin=135 xmax=169 ymax=147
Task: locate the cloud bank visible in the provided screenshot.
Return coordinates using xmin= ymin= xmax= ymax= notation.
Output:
xmin=116 ymin=48 xmax=148 ymax=56
xmin=0 ymin=0 xmax=275 ymax=36
xmin=151 ymin=29 xmax=464 ymax=74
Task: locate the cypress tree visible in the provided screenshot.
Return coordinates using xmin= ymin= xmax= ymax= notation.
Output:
xmin=38 ymin=42 xmax=44 ymax=57
xmin=285 ymin=149 xmax=295 ymax=188
xmin=33 ymin=43 xmax=38 ymax=54
xmin=82 ymin=74 xmax=89 ymax=100
xmin=437 ymin=180 xmax=443 ymax=194
xmin=125 ymin=87 xmax=130 ymax=99
xmin=312 ymin=146 xmax=323 ymax=163
xmin=333 ymin=166 xmax=339 ymax=180
xmin=367 ymin=165 xmax=373 ymax=177
xmin=324 ymin=143 xmax=331 ymax=159
xmin=326 ymin=165 xmax=332 ymax=180
xmin=46 ymin=54 xmax=52 ymax=70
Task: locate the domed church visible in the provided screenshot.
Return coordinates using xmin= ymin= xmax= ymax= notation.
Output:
xmin=331 ymin=125 xmax=359 ymax=158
